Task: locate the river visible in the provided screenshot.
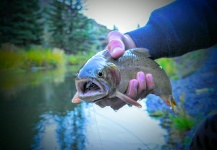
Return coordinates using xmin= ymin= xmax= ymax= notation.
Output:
xmin=0 ymin=66 xmax=167 ymax=150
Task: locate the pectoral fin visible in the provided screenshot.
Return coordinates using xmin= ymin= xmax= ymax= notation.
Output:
xmin=72 ymin=92 xmax=82 ymax=103
xmin=115 ymin=91 xmax=142 ymax=108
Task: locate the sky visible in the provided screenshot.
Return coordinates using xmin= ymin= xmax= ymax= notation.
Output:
xmin=83 ymin=0 xmax=174 ymax=33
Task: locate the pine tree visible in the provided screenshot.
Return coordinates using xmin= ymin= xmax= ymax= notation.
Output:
xmin=47 ymin=0 xmax=93 ymax=53
xmin=0 ymin=0 xmax=43 ymax=47
xmin=64 ymin=0 xmax=92 ymax=53
xmin=137 ymin=24 xmax=141 ymax=28
xmin=47 ymin=0 xmax=66 ymax=49
xmin=113 ymin=25 xmax=119 ymax=31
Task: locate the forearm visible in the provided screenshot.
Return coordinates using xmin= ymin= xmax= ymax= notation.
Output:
xmin=127 ymin=0 xmax=217 ymax=59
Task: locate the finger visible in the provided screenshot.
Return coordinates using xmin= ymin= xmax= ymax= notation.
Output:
xmin=126 ymin=79 xmax=139 ymax=100
xmin=108 ymin=39 xmax=125 ymax=58
xmin=107 ymin=31 xmax=125 ymax=58
xmin=107 ymin=31 xmax=123 ymax=42
xmin=136 ymin=71 xmax=146 ymax=96
xmin=146 ymin=74 xmax=155 ymax=92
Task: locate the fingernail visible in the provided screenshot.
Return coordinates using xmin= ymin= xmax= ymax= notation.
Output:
xmin=147 ymin=74 xmax=153 ymax=82
xmin=111 ymin=47 xmax=125 ymax=58
xmin=133 ymin=80 xmax=138 ymax=89
xmin=127 ymin=80 xmax=138 ymax=95
xmin=137 ymin=72 xmax=145 ymax=81
xmin=112 ymin=47 xmax=123 ymax=54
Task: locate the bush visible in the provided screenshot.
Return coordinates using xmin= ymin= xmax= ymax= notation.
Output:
xmin=23 ymin=47 xmax=64 ymax=69
xmin=65 ymin=51 xmax=95 ymax=65
xmin=0 ymin=45 xmax=65 ymax=71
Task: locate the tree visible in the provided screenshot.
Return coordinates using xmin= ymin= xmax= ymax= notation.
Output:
xmin=137 ymin=24 xmax=141 ymax=28
xmin=47 ymin=0 xmax=93 ymax=53
xmin=113 ymin=25 xmax=119 ymax=31
xmin=0 ymin=0 xmax=43 ymax=47
xmin=47 ymin=0 xmax=66 ymax=49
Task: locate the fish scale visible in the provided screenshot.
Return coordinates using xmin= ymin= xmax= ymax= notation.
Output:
xmin=106 ymin=49 xmax=172 ymax=98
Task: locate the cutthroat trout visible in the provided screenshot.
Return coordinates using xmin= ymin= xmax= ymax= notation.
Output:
xmin=72 ymin=48 xmax=177 ymax=111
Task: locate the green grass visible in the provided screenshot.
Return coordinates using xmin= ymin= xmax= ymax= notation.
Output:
xmin=0 ymin=50 xmax=22 ymax=70
xmin=169 ymin=93 xmax=196 ymax=132
xmin=0 ymin=45 xmax=65 ymax=71
xmin=156 ymin=58 xmax=179 ymax=80
xmin=65 ymin=51 xmax=95 ymax=65
xmin=0 ymin=44 xmax=96 ymax=71
xmin=169 ymin=114 xmax=195 ymax=132
xmin=23 ymin=47 xmax=65 ymax=69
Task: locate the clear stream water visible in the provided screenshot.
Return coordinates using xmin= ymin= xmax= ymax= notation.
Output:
xmin=0 ymin=67 xmax=167 ymax=150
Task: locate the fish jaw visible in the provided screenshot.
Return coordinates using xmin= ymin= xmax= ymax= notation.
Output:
xmin=75 ymin=78 xmax=110 ymax=102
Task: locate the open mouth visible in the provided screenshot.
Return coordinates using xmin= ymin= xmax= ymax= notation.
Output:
xmin=84 ymin=81 xmax=100 ymax=93
xmin=75 ymin=78 xmax=108 ymax=102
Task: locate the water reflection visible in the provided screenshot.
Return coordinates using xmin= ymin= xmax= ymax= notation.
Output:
xmin=33 ymin=104 xmax=86 ymax=150
xmin=0 ymin=67 xmax=167 ymax=150
xmin=85 ymin=103 xmax=167 ymax=150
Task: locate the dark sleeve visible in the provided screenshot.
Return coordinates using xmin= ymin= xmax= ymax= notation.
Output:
xmin=127 ymin=0 xmax=217 ymax=59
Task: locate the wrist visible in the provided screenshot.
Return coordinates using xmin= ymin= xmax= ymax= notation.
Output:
xmin=124 ymin=34 xmax=136 ymax=49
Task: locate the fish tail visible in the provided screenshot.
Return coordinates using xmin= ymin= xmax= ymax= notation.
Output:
xmin=170 ymin=95 xmax=178 ymax=114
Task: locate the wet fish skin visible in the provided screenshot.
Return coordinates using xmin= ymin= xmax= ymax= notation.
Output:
xmin=72 ymin=48 xmax=177 ymax=111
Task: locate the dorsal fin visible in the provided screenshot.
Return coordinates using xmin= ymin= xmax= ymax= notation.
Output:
xmin=129 ymin=48 xmax=151 ymax=58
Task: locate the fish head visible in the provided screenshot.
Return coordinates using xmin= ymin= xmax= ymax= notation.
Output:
xmin=75 ymin=56 xmax=121 ymax=103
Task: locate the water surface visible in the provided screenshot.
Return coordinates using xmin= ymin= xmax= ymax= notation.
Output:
xmin=0 ymin=67 xmax=167 ymax=150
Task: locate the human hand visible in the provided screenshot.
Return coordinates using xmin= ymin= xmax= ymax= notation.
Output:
xmin=95 ymin=71 xmax=155 ymax=110
xmin=107 ymin=30 xmax=136 ymax=58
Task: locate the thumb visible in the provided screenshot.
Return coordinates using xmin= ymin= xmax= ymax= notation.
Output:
xmin=108 ymin=39 xmax=125 ymax=58
xmin=107 ymin=31 xmax=125 ymax=58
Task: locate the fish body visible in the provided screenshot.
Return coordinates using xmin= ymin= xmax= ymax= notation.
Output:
xmin=73 ymin=48 xmax=176 ymax=110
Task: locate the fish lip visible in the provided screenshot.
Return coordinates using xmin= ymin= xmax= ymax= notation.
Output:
xmin=75 ymin=78 xmax=109 ymax=102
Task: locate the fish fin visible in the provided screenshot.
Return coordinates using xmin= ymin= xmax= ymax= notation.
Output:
xmin=72 ymin=92 xmax=82 ymax=103
xmin=131 ymin=48 xmax=151 ymax=58
xmin=161 ymin=95 xmax=178 ymax=114
xmin=115 ymin=91 xmax=142 ymax=108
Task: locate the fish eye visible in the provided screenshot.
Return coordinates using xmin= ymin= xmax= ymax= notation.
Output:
xmin=98 ymin=71 xmax=103 ymax=77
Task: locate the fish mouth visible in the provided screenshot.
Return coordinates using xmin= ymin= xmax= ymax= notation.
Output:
xmin=75 ymin=78 xmax=109 ymax=102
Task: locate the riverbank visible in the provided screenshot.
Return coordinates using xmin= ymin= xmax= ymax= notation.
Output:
xmin=146 ymin=45 xmax=217 ymax=149
xmin=0 ymin=44 xmax=95 ymax=72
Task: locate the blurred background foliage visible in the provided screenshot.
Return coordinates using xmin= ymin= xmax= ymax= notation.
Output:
xmin=0 ymin=0 xmax=110 ymax=71
xmin=0 ymin=0 xmax=208 ymax=80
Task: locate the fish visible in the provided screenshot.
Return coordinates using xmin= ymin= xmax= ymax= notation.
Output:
xmin=72 ymin=48 xmax=177 ymax=111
